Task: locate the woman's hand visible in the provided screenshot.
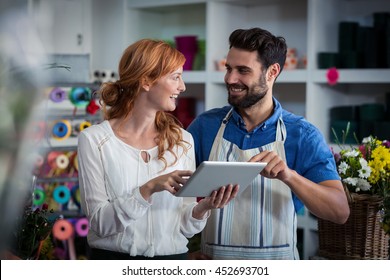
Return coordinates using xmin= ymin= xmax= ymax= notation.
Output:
xmin=140 ymin=170 xmax=193 ymax=200
xmin=192 ymin=184 xmax=239 ymax=219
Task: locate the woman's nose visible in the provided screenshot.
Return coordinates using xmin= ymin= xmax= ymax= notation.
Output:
xmin=179 ymin=79 xmax=186 ymax=92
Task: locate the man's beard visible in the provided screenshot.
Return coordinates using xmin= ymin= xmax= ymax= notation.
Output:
xmin=227 ymin=76 xmax=268 ymax=109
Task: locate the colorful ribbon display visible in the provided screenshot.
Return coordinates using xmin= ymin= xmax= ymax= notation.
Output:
xmin=49 ymin=87 xmax=67 ymax=103
xmin=71 ymin=185 xmax=80 ymax=209
xmin=53 ymin=185 xmax=71 ymax=204
xmin=69 ymin=87 xmax=92 ymax=107
xmin=55 ymin=154 xmax=70 ymax=170
xmin=47 ymin=151 xmax=63 ymax=169
xmin=53 ymin=219 xmax=74 ymax=240
xmin=52 ymin=119 xmax=72 ymax=140
xmin=75 ymin=218 xmax=89 ymax=237
xmin=32 ymin=189 xmax=46 ymax=206
xmin=77 ymin=121 xmax=91 ymax=132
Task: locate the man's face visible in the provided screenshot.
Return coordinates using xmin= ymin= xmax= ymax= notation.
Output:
xmin=224 ymin=47 xmax=268 ymax=109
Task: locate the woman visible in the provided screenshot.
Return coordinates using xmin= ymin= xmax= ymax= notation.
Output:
xmin=77 ymin=39 xmax=238 ymax=260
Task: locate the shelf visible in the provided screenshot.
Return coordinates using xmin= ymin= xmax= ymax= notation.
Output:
xmin=36 ymin=177 xmax=79 ymax=184
xmin=182 ymin=71 xmax=208 ymax=83
xmin=312 ymin=69 xmax=390 ymax=84
xmin=207 ymin=69 xmax=308 ymax=84
xmin=127 ymin=0 xmax=206 ymax=9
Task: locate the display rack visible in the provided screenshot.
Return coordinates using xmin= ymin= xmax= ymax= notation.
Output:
xmin=30 ymin=83 xmax=102 ymax=259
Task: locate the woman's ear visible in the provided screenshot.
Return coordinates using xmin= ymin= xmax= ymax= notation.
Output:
xmin=142 ymin=78 xmax=150 ymax=91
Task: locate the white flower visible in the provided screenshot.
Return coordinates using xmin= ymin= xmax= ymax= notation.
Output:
xmin=358 ymin=158 xmax=371 ymax=179
xmin=344 ymin=150 xmax=360 ymax=158
xmin=362 ymin=136 xmax=373 ymax=144
xmin=338 ymin=161 xmax=349 ymax=175
xmin=356 ymin=178 xmax=371 ymax=191
xmin=343 ymin=177 xmax=358 ymax=186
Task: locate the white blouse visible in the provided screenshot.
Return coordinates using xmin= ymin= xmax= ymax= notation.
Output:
xmin=77 ymin=120 xmax=207 ymax=257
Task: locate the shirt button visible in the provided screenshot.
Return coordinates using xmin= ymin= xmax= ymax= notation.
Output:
xmin=246 ymin=135 xmax=250 ymax=138
xmin=262 ymin=125 xmax=267 ymax=131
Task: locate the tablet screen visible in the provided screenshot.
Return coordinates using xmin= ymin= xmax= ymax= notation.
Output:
xmin=175 ymin=161 xmax=267 ymax=197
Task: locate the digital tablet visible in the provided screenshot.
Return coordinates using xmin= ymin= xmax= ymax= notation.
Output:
xmin=175 ymin=161 xmax=267 ymax=197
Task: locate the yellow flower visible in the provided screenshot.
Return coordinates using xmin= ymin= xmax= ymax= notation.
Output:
xmin=368 ymin=145 xmax=390 ymax=185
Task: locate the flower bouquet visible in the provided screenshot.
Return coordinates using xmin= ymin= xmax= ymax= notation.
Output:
xmin=334 ymin=135 xmax=390 ymax=234
xmin=11 ymin=204 xmax=58 ymax=259
xmin=318 ymin=125 xmax=390 ymax=259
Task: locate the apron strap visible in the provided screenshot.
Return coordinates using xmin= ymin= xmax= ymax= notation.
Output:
xmin=276 ymin=117 xmax=287 ymax=143
xmin=222 ymin=108 xmax=234 ymax=124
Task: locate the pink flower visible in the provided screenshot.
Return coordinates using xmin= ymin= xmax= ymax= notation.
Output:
xmin=382 ymin=140 xmax=390 ymax=148
xmin=326 ymin=67 xmax=339 ymax=85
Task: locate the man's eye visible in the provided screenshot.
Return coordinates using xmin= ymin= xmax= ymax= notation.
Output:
xmin=239 ymin=69 xmax=250 ymax=74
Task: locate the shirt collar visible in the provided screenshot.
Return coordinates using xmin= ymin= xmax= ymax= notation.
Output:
xmin=230 ymin=97 xmax=282 ymax=132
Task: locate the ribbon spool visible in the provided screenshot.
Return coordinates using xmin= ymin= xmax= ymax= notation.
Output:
xmin=52 ymin=119 xmax=72 ymax=140
xmin=53 ymin=219 xmax=74 ymax=240
xmin=33 ymin=189 xmax=46 ymax=206
xmin=53 ymin=185 xmax=71 ymax=204
xmin=56 ymin=154 xmax=69 ymax=170
xmin=73 ymin=121 xmax=91 ymax=136
xmin=47 ymin=151 xmax=63 ymax=169
xmin=69 ymin=87 xmax=92 ymax=107
xmin=71 ymin=185 xmax=80 ymax=208
xmin=75 ymin=218 xmax=89 ymax=237
xmin=49 ymin=87 xmax=66 ymax=103
xmin=78 ymin=121 xmax=91 ymax=132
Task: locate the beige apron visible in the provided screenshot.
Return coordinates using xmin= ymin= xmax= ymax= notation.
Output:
xmin=201 ymin=108 xmax=299 ymax=259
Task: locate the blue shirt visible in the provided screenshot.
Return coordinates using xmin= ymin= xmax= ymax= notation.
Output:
xmin=187 ymin=98 xmax=340 ymax=212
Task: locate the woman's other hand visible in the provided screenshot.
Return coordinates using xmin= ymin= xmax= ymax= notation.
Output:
xmin=192 ymin=184 xmax=239 ymax=219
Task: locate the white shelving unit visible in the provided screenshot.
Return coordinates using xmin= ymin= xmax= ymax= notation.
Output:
xmin=27 ymin=0 xmax=390 ymax=259
xmin=123 ymin=0 xmax=390 ymax=259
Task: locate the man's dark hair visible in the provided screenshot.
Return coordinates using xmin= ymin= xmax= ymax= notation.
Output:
xmin=229 ymin=27 xmax=287 ymax=73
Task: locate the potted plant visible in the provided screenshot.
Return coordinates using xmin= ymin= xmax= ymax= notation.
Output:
xmin=318 ymin=125 xmax=390 ymax=259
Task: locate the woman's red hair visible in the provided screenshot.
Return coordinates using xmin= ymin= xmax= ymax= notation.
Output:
xmin=99 ymin=39 xmax=188 ymax=169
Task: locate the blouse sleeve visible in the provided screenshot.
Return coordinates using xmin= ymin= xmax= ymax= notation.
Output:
xmin=78 ymin=131 xmax=150 ymax=237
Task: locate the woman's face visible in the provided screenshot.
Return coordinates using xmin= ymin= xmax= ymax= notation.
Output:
xmin=146 ymin=67 xmax=186 ymax=112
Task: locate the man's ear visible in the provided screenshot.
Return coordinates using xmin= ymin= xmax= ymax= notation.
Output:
xmin=267 ymin=63 xmax=281 ymax=81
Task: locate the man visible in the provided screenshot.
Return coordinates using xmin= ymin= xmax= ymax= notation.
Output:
xmin=187 ymin=27 xmax=349 ymax=260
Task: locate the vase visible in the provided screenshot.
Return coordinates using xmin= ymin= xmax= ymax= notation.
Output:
xmin=175 ymin=35 xmax=198 ymax=71
xmin=318 ymin=189 xmax=389 ymax=259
